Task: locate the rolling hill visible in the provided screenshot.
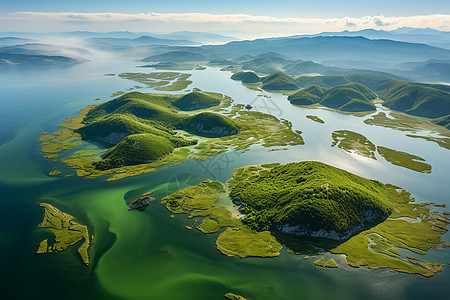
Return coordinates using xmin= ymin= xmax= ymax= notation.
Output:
xmin=173 ymin=91 xmax=221 ymax=110
xmin=78 ymin=92 xmax=240 ymax=169
xmin=230 ymin=71 xmax=261 ymax=83
xmin=261 ymin=72 xmax=299 ymax=90
xmin=229 ymin=161 xmax=393 ymax=240
xmin=184 ymin=112 xmax=240 ymax=137
xmin=288 ymin=82 xmax=377 ymax=112
xmin=282 ymin=72 xmax=450 ymax=121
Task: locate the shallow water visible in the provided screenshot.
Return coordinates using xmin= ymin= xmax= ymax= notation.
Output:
xmin=0 ymin=58 xmax=449 ymax=300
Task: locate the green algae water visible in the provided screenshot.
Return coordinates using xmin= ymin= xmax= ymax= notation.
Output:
xmin=1 ymin=58 xmax=450 ymax=300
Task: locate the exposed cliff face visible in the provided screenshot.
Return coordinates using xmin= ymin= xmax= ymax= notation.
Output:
xmin=276 ymin=208 xmax=388 ymax=240
xmin=276 ymin=224 xmax=362 ymax=240
xmin=231 ymin=200 xmax=389 ymax=240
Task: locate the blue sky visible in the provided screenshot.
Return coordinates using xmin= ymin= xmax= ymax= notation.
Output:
xmin=3 ymin=0 xmax=450 ymax=17
xmin=1 ymin=0 xmax=450 ymax=37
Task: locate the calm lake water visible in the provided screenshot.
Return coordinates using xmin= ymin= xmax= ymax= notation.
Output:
xmin=0 ymin=56 xmax=449 ymax=300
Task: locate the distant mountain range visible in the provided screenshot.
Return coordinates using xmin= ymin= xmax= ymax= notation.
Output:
xmin=85 ymin=36 xmax=199 ymax=49
xmin=148 ymin=31 xmax=239 ymax=44
xmin=2 ymin=28 xmax=450 ymax=82
xmin=202 ymin=36 xmax=450 ymax=70
xmin=0 ymin=31 xmax=239 ymax=45
xmin=286 ymin=27 xmax=450 ymax=49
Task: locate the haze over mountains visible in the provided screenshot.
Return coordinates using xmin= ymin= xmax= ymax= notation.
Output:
xmin=1 ymin=28 xmax=450 ymax=83
xmin=288 ymin=27 xmax=450 ymax=49
xmin=203 ymin=36 xmax=450 ymax=68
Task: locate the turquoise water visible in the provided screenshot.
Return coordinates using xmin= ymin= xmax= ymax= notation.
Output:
xmin=0 ymin=60 xmax=449 ymax=300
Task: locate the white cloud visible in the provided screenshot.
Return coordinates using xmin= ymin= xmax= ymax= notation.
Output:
xmin=2 ymin=12 xmax=450 ymax=38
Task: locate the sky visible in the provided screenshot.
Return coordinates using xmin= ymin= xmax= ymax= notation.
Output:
xmin=1 ymin=0 xmax=450 ymax=38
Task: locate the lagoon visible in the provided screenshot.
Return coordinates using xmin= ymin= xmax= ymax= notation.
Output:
xmin=0 ymin=55 xmax=449 ymax=299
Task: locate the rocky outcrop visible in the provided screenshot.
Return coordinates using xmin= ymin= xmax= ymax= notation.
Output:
xmin=276 ymin=223 xmax=364 ymax=240
xmin=277 ymin=208 xmax=389 ymax=240
xmin=128 ymin=196 xmax=155 ymax=211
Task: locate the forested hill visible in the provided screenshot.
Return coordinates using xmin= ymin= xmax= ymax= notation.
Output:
xmin=232 ymin=71 xmax=450 ymax=127
xmin=229 ymin=161 xmax=394 ymax=240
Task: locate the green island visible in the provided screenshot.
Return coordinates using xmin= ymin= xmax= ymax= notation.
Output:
xmin=119 ymin=72 xmax=193 ymax=91
xmin=331 ymin=130 xmax=377 ymax=158
xmin=216 ymin=227 xmax=282 ymax=258
xmin=288 ymin=83 xmax=377 ymax=112
xmin=111 ymin=91 xmax=125 ymax=97
xmin=40 ymin=91 xmax=303 ymax=181
xmin=330 ymin=129 xmax=432 ymax=173
xmin=313 ymin=257 xmax=339 ymax=268
xmin=229 ymin=162 xmax=394 ymax=236
xmin=162 ymin=161 xmax=449 ymax=277
xmin=223 ymin=292 xmax=247 ymax=300
xmin=377 ymin=146 xmax=432 ymax=173
xmin=36 ymin=203 xmax=91 ymax=266
xmin=306 ymin=115 xmax=325 ymax=124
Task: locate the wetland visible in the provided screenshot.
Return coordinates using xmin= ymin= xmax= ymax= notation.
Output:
xmin=1 ymin=60 xmax=449 ymax=300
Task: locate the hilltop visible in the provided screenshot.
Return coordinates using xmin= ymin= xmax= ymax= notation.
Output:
xmin=230 ymin=71 xmax=261 ymax=83
xmin=77 ymin=91 xmax=239 ymax=169
xmin=173 ymin=91 xmax=221 ymax=110
xmin=261 ymin=72 xmax=299 ymax=90
xmin=289 ymin=82 xmax=377 ymax=112
xmin=229 ymin=161 xmax=393 ymax=240
xmin=96 ymin=133 xmax=175 ymax=169
xmin=253 ymin=71 xmax=450 ymax=125
xmin=184 ymin=112 xmax=240 ymax=137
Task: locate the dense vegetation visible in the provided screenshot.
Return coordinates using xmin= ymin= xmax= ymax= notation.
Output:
xmin=241 ymin=56 xmax=286 ymax=74
xmin=172 ymin=91 xmax=221 ymax=110
xmin=377 ymin=80 xmax=450 ymax=120
xmin=432 ymin=115 xmax=450 ymax=129
xmin=230 ymin=71 xmax=261 ymax=83
xmin=261 ymin=72 xmax=299 ymax=90
xmin=229 ymin=162 xmax=393 ymax=238
xmin=77 ymin=91 xmax=239 ymax=169
xmin=269 ymin=71 xmax=450 ymax=122
xmin=287 ymin=85 xmax=325 ymax=105
xmin=184 ymin=112 xmax=240 ymax=137
xmin=288 ymin=82 xmax=377 ymax=111
xmin=95 ymin=133 xmax=174 ymax=169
